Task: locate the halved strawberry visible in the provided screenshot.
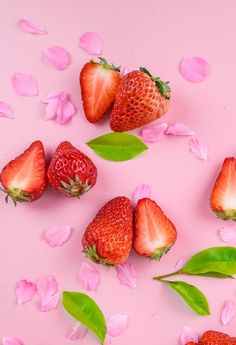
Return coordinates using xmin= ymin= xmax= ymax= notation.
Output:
xmin=133 ymin=198 xmax=177 ymax=260
xmin=210 ymin=157 xmax=236 ymax=220
xmin=0 ymin=141 xmax=47 ymax=205
xmin=80 ymin=57 xmax=121 ymax=123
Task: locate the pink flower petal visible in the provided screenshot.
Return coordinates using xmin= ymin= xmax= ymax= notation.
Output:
xmin=179 ymin=57 xmax=209 ymax=83
xmin=218 ymin=224 xmax=236 ymax=245
xmin=175 ymin=256 xmax=191 ymax=270
xmin=43 ymin=46 xmax=70 ymax=70
xmin=15 ymin=279 xmax=37 ymax=304
xmin=180 ymin=326 xmax=199 ymax=345
xmin=79 ymin=32 xmax=102 ymax=55
xmin=133 ymin=184 xmax=151 ymax=206
xmin=166 ymin=122 xmax=195 ymax=136
xmin=122 ymin=66 xmax=135 ymax=76
xmin=0 ymin=101 xmax=14 ymax=119
xmin=43 ymin=225 xmax=72 ymax=247
xmin=2 ymin=338 xmax=24 ymax=345
xmin=189 ymin=137 xmax=208 ymax=160
xmin=68 ymin=323 xmax=88 ymax=340
xmin=106 ymin=314 xmax=128 ymax=337
xmin=39 ymin=292 xmax=60 ymax=312
xmin=43 ymin=91 xmax=76 ymax=124
xmin=19 ymin=19 xmax=47 ymax=35
xmin=115 ymin=262 xmax=138 ymax=289
xmin=36 ymin=275 xmax=58 ymax=307
xmin=221 ymin=300 xmax=236 ymax=325
xmin=140 ymin=123 xmax=168 ymax=143
xmin=11 ymin=73 xmax=38 ymax=96
xmin=78 ymin=262 xmax=100 ymax=291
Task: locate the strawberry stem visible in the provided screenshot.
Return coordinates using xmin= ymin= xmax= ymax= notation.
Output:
xmin=140 ymin=67 xmax=171 ymax=100
xmin=153 ymin=270 xmax=181 ymax=280
xmin=98 ymin=57 xmax=120 ymax=72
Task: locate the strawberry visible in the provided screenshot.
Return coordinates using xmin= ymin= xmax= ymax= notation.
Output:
xmin=110 ymin=67 xmax=170 ymax=132
xmin=199 ymin=330 xmax=230 ymax=345
xmin=186 ymin=343 xmax=198 ymax=345
xmin=80 ymin=57 xmax=121 ymax=123
xmin=210 ymin=157 xmax=236 ymax=220
xmin=82 ymin=196 xmax=133 ymax=265
xmin=133 ymin=198 xmax=177 ymax=260
xmin=0 ymin=141 xmax=47 ymax=205
xmin=47 ymin=141 xmax=97 ymax=198
xmin=229 ymin=338 xmax=236 ymax=344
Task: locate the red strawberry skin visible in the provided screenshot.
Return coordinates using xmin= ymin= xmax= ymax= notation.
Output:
xmin=110 ymin=69 xmax=170 ymax=132
xmin=186 ymin=343 xmax=198 ymax=345
xmin=47 ymin=141 xmax=97 ymax=198
xmin=133 ymin=198 xmax=177 ymax=260
xmin=199 ymin=330 xmax=230 ymax=345
xmin=229 ymin=338 xmax=236 ymax=344
xmin=82 ymin=196 xmax=133 ymax=265
xmin=0 ymin=141 xmax=47 ymax=204
xmin=210 ymin=157 xmax=236 ymax=220
xmin=80 ymin=58 xmax=121 ymax=123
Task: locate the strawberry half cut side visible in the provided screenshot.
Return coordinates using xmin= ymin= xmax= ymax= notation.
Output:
xmin=134 ymin=198 xmax=177 ymax=260
xmin=210 ymin=157 xmax=236 ymax=221
xmin=0 ymin=141 xmax=47 ymax=205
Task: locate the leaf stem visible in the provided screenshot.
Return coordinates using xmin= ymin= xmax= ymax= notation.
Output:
xmin=153 ymin=270 xmax=181 ymax=281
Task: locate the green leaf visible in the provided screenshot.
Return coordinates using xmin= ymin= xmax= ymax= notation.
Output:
xmin=195 ymin=271 xmax=234 ymax=279
xmin=62 ymin=291 xmax=106 ymax=344
xmin=87 ymin=132 xmax=148 ymax=162
xmin=181 ymin=246 xmax=236 ymax=276
xmin=163 ymin=280 xmax=210 ymax=316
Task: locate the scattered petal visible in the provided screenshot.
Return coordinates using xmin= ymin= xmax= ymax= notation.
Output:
xmin=78 ymin=262 xmax=100 ymax=291
xmin=79 ymin=32 xmax=102 ymax=55
xmin=19 ymin=19 xmax=47 ymax=35
xmin=189 ymin=138 xmax=208 ymax=160
xmin=133 ymin=184 xmax=151 ymax=206
xmin=15 ymin=279 xmax=36 ymax=304
xmin=2 ymin=337 xmax=24 ymax=345
xmin=106 ymin=314 xmax=128 ymax=337
xmin=39 ymin=292 xmax=60 ymax=312
xmin=221 ymin=300 xmax=236 ymax=325
xmin=122 ymin=66 xmax=135 ymax=76
xmin=166 ymin=122 xmax=195 ymax=136
xmin=218 ymin=224 xmax=236 ymax=245
xmin=11 ymin=73 xmax=38 ymax=96
xmin=179 ymin=57 xmax=209 ymax=83
xmin=116 ymin=262 xmax=138 ymax=289
xmin=175 ymin=256 xmax=191 ymax=270
xmin=43 ymin=225 xmax=72 ymax=247
xmin=68 ymin=323 xmax=88 ymax=340
xmin=43 ymin=46 xmax=70 ymax=70
xmin=43 ymin=91 xmax=76 ymax=124
xmin=36 ymin=275 xmax=58 ymax=307
xmin=180 ymin=326 xmax=199 ymax=345
xmin=0 ymin=101 xmax=14 ymax=119
xmin=140 ymin=123 xmax=168 ymax=143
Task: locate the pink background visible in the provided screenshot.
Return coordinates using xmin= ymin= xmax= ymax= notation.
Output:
xmin=0 ymin=0 xmax=236 ymax=344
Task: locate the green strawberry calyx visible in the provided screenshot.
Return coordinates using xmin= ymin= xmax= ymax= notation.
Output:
xmin=82 ymin=244 xmax=113 ymax=266
xmin=90 ymin=57 xmax=120 ymax=72
xmin=59 ymin=175 xmax=92 ymax=198
xmin=140 ymin=67 xmax=171 ymax=100
xmin=215 ymin=209 xmax=236 ymax=221
xmin=0 ymin=186 xmax=31 ymax=206
xmin=150 ymin=244 xmax=174 ymax=261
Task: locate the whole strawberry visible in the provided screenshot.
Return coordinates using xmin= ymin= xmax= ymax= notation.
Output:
xmin=210 ymin=157 xmax=236 ymax=221
xmin=47 ymin=141 xmax=97 ymax=198
xmin=133 ymin=198 xmax=177 ymax=260
xmin=82 ymin=196 xmax=133 ymax=265
xmin=198 ymin=330 xmax=230 ymax=345
xmin=110 ymin=67 xmax=170 ymax=132
xmin=0 ymin=141 xmax=47 ymax=205
xmin=80 ymin=57 xmax=121 ymax=123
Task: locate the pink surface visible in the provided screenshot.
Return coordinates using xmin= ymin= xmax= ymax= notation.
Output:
xmin=0 ymin=0 xmax=236 ymax=344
